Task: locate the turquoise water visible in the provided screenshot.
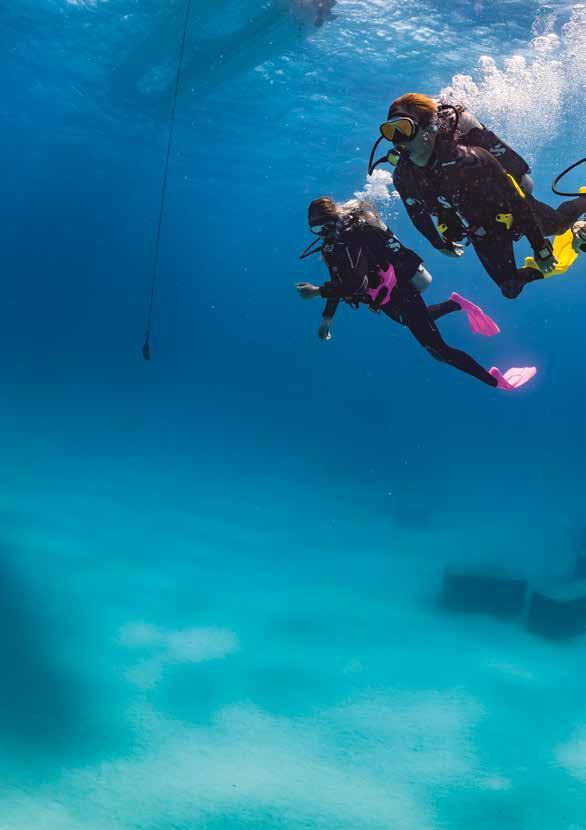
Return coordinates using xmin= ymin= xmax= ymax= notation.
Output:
xmin=1 ymin=1 xmax=585 ymax=827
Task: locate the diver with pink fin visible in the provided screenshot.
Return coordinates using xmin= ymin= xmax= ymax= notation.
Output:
xmin=296 ymin=197 xmax=536 ymax=390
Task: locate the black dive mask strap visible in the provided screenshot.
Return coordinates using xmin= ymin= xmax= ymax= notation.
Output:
xmin=299 ymin=238 xmax=325 ymax=259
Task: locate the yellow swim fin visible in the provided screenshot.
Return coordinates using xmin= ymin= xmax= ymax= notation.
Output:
xmin=524 ymin=225 xmax=584 ymax=277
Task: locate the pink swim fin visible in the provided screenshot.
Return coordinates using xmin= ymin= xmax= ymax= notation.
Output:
xmin=450 ymin=292 xmax=500 ymax=337
xmin=489 ymin=366 xmax=537 ymax=391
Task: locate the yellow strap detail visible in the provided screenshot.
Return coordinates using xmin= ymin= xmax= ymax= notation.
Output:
xmin=496 ymin=213 xmax=513 ymax=231
xmin=438 ymin=223 xmax=448 ymax=235
xmin=495 ymin=177 xmax=525 ymax=231
xmin=507 ymin=174 xmax=526 ymax=199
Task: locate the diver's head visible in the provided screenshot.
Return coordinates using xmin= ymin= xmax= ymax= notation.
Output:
xmin=368 ymin=92 xmax=438 ymax=174
xmin=386 ymin=93 xmax=437 ymax=130
xmin=308 ymin=196 xmax=340 ymax=237
xmin=380 ymin=92 xmax=438 ymax=164
xmin=299 ymin=196 xmax=340 ymax=259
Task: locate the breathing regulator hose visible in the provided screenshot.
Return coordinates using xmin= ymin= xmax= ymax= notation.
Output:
xmin=552 ymin=158 xmax=586 ymax=198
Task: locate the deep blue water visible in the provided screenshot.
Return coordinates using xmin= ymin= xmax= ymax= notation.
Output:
xmin=0 ymin=1 xmax=585 ymax=827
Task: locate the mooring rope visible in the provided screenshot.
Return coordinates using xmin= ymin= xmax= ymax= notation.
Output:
xmin=142 ymin=0 xmax=193 ymax=361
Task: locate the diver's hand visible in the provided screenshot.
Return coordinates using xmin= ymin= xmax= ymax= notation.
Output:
xmin=296 ymin=282 xmax=321 ymax=300
xmin=572 ymin=221 xmax=586 ymax=253
xmin=318 ymin=318 xmax=332 ymax=341
xmin=439 ymin=243 xmax=464 ymax=258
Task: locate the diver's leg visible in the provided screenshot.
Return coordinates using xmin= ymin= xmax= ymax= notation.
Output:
xmin=527 ymin=195 xmax=586 ymax=236
xmin=428 ymin=300 xmax=460 ymax=321
xmin=412 ymin=265 xmax=461 ymax=320
xmin=384 ymin=289 xmax=497 ymax=386
xmin=415 ymin=265 xmax=497 ymax=329
xmin=472 ymin=234 xmax=542 ymax=299
xmin=429 ymin=295 xmax=500 ymax=337
xmin=555 ymin=197 xmax=586 ymax=230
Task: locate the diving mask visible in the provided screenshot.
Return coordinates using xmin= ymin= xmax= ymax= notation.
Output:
xmin=379 ymin=114 xmax=418 ymax=144
xmin=299 ymin=220 xmax=337 ymax=259
xmin=367 ymin=111 xmax=417 ymax=175
xmin=309 ymin=219 xmax=337 ymax=237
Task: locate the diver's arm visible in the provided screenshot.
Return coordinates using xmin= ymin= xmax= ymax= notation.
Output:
xmin=319 ymin=290 xmax=341 ymax=342
xmin=318 ymin=281 xmax=345 ymax=299
xmin=318 ymin=317 xmax=333 ymax=341
xmin=462 ymin=126 xmax=530 ymax=181
xmin=394 ymin=169 xmax=451 ymax=250
xmin=404 ymin=199 xmax=453 ymax=250
xmin=322 ymin=298 xmax=340 ymax=318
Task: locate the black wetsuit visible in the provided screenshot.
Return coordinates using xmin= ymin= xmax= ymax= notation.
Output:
xmin=394 ymin=131 xmax=586 ymax=298
xmin=317 ymin=221 xmax=498 ymax=386
xmin=452 ymin=115 xmax=586 ymax=236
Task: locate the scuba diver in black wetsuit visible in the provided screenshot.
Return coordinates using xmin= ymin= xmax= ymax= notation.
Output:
xmin=296 ymin=197 xmax=537 ymax=391
xmin=368 ymin=93 xmax=586 ymax=299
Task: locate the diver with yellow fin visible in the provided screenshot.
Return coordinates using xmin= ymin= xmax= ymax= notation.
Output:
xmin=368 ymin=93 xmax=586 ymax=298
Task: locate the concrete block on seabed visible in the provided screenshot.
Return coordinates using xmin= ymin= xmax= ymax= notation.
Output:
xmin=527 ymin=580 xmax=586 ymax=640
xmin=441 ymin=566 xmax=528 ymax=620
